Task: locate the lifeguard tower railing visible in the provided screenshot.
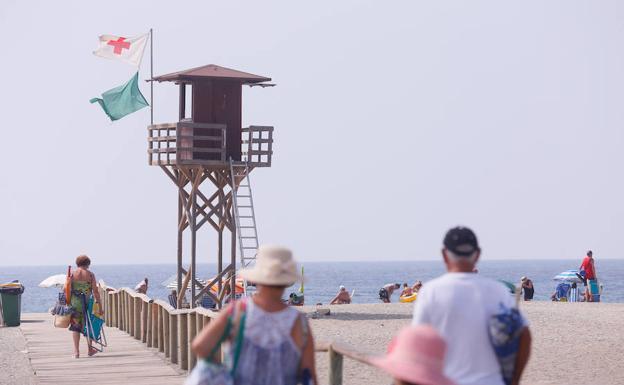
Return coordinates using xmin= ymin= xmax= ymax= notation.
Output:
xmin=148 ymin=123 xmax=273 ymax=167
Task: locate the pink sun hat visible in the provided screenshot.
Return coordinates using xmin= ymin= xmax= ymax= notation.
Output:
xmin=370 ymin=326 xmax=456 ymax=385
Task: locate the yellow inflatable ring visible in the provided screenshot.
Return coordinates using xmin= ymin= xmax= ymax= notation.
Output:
xmin=399 ymin=293 xmax=417 ymax=303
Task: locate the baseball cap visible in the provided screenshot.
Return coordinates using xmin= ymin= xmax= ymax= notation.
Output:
xmin=443 ymin=226 xmax=480 ymax=257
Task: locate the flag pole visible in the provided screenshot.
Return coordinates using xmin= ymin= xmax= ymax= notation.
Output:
xmin=150 ymin=28 xmax=154 ymax=126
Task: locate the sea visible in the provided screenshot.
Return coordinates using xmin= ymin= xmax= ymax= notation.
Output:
xmin=2 ymin=259 xmax=623 ymax=313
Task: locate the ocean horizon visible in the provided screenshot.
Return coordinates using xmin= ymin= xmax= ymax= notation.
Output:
xmin=2 ymin=259 xmax=623 ymax=312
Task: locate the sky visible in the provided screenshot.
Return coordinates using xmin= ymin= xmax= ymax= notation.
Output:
xmin=1 ymin=1 xmax=623 ymax=266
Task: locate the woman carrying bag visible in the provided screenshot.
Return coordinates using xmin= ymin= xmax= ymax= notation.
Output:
xmin=190 ymin=245 xmax=317 ymax=385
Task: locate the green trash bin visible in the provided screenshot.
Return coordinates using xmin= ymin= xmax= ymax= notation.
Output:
xmin=0 ymin=282 xmax=25 ymax=327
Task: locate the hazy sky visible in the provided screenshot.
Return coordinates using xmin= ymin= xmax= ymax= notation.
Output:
xmin=1 ymin=1 xmax=623 ymax=266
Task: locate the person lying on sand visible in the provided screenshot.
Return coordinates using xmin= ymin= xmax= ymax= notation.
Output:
xmin=379 ymin=283 xmax=401 ymax=303
xmin=330 ymin=285 xmax=352 ymax=304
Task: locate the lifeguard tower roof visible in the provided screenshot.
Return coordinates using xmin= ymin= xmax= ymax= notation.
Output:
xmin=153 ymin=64 xmax=271 ymax=84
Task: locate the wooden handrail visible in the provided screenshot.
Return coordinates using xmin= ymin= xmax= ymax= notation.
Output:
xmin=97 ymin=284 xmax=218 ymax=371
xmin=97 ymin=283 xmax=373 ymax=383
xmin=315 ymin=341 xmax=376 ymax=385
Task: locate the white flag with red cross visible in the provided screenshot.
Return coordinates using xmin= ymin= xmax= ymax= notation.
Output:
xmin=93 ymin=33 xmax=149 ymax=67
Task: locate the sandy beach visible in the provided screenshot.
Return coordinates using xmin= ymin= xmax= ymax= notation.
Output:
xmin=308 ymin=301 xmax=624 ymax=385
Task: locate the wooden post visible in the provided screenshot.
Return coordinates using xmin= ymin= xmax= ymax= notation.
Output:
xmin=329 ymin=345 xmax=344 ymax=385
xmin=121 ymin=292 xmax=127 ymax=332
xmin=230 ymin=219 xmax=237 ymax=304
xmin=169 ymin=313 xmax=178 ymax=364
xmin=146 ymin=302 xmax=153 ymax=347
xmin=114 ymin=292 xmax=120 ymax=328
xmin=177 ymin=170 xmax=183 ymax=297
xmin=188 ymin=312 xmax=197 ymax=369
xmin=191 ymin=170 xmax=198 ymax=308
xmin=129 ymin=295 xmax=135 ymax=337
xmin=196 ymin=313 xmax=204 ymax=335
xmin=127 ymin=292 xmax=132 ymax=334
xmin=157 ymin=304 xmax=164 ymax=353
xmin=178 ymin=312 xmax=188 ymax=370
xmin=141 ymin=300 xmax=148 ymax=343
xmin=109 ymin=292 xmax=115 ymax=327
xmin=134 ymin=297 xmax=141 ymax=340
xmin=162 ymin=307 xmax=169 ymax=357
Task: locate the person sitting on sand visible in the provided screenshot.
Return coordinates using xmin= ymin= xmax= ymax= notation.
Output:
xmin=400 ymin=283 xmax=413 ymax=297
xmin=379 ymin=283 xmax=401 ymax=303
xmin=68 ymin=255 xmax=103 ymax=358
xmin=134 ymin=277 xmax=148 ymax=294
xmin=371 ymin=326 xmax=456 ymax=385
xmin=330 ymin=285 xmax=352 ymax=304
xmin=192 ymin=245 xmax=316 ymax=385
xmin=520 ymin=276 xmax=534 ymax=301
xmin=412 ymin=226 xmax=532 ymax=385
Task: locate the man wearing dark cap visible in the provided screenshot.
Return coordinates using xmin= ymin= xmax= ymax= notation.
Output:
xmin=412 ymin=226 xmax=532 ymax=385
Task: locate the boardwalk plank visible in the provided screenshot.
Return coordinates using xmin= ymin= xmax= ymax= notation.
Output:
xmin=20 ymin=313 xmax=185 ymax=385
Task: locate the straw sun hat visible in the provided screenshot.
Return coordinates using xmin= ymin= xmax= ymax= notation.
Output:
xmin=239 ymin=245 xmax=302 ymax=286
xmin=370 ymin=326 xmax=456 ymax=385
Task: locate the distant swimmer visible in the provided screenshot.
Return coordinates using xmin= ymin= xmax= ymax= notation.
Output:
xmin=330 ymin=285 xmax=352 ymax=304
xmin=520 ymin=276 xmax=534 ymax=301
xmin=379 ymin=283 xmax=401 ymax=303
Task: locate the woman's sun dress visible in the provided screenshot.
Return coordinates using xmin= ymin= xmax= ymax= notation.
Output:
xmin=69 ymin=280 xmax=91 ymax=333
xmin=233 ymin=301 xmax=307 ymax=385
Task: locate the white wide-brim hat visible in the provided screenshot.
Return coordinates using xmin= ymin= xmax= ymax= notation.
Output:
xmin=239 ymin=245 xmax=302 ymax=286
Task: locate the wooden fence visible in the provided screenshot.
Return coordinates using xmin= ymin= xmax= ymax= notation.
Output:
xmin=98 ymin=285 xmax=376 ymax=384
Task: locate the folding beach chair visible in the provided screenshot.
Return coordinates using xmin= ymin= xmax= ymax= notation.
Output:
xmin=569 ymin=285 xmax=579 ymax=302
xmin=555 ymin=283 xmax=571 ymax=301
xmin=198 ymin=294 xmax=216 ymax=309
xmin=168 ymin=293 xmax=178 ymax=309
xmin=82 ymin=296 xmax=107 ymax=352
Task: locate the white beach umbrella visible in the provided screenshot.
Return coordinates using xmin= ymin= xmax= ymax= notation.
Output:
xmin=161 ymin=274 xmax=207 ymax=291
xmin=38 ymin=274 xmax=66 ymax=288
xmin=553 ymin=270 xmax=583 ymax=283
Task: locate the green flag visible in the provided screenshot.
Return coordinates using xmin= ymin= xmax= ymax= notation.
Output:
xmin=90 ymin=72 xmax=148 ymax=121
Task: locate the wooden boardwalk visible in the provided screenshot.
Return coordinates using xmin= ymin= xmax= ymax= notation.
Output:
xmin=20 ymin=313 xmax=186 ymax=385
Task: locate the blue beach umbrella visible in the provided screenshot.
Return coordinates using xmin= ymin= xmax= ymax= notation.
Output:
xmin=553 ymin=270 xmax=583 ymax=283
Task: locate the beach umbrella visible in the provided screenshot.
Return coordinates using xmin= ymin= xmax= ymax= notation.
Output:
xmin=553 ymin=270 xmax=583 ymax=283
xmin=498 ymin=280 xmax=517 ymax=294
xmin=162 ymin=274 xmax=207 ymax=291
xmin=38 ymin=274 xmax=67 ymax=288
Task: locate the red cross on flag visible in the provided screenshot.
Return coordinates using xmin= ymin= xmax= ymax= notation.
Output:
xmin=93 ymin=33 xmax=149 ymax=67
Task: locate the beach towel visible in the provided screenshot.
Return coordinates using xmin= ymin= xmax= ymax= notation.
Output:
xmin=589 ymin=279 xmax=601 ymax=302
xmin=83 ymin=297 xmax=105 ymax=341
xmin=489 ymin=303 xmax=525 ymax=385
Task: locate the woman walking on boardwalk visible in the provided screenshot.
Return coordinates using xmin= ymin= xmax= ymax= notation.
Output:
xmin=192 ymin=245 xmax=316 ymax=385
xmin=68 ymin=255 xmax=102 ymax=358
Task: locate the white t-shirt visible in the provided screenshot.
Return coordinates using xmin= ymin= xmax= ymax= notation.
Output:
xmin=412 ymin=272 xmax=527 ymax=385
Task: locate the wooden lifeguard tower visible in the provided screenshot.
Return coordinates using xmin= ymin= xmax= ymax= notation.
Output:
xmin=148 ymin=64 xmax=274 ymax=308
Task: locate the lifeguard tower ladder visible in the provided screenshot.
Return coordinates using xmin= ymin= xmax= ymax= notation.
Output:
xmin=148 ymin=64 xmax=273 ymax=308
